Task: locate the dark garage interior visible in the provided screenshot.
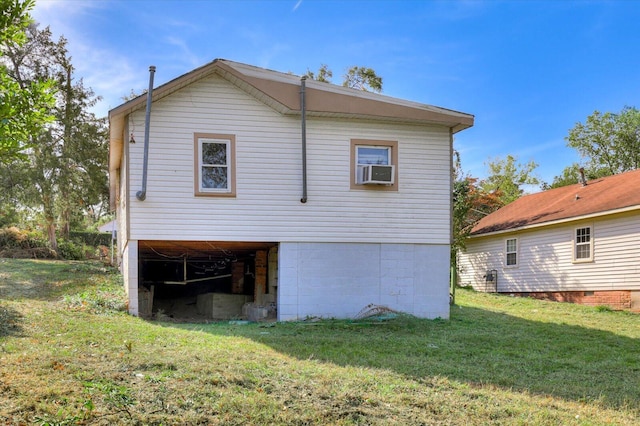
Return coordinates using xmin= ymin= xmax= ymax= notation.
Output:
xmin=137 ymin=240 xmax=278 ymax=321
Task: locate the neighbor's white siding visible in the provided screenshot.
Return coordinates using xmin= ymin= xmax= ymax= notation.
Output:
xmin=125 ymin=74 xmax=451 ymax=244
xmin=458 ymin=212 xmax=640 ymax=292
xmin=278 ymin=242 xmax=450 ymax=320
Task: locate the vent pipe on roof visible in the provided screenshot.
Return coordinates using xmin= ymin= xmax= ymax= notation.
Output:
xmin=136 ymin=65 xmax=156 ymax=201
xmin=579 ymin=167 xmax=587 ymax=187
xmin=300 ymin=76 xmax=308 ymax=203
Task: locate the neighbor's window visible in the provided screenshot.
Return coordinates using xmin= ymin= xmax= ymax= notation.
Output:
xmin=505 ymin=238 xmax=518 ymax=266
xmin=350 ymin=139 xmax=398 ymax=191
xmin=574 ymin=226 xmax=593 ymax=261
xmin=194 ymin=133 xmax=236 ymax=197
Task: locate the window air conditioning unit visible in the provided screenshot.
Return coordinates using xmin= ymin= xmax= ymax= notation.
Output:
xmin=359 ymin=164 xmax=395 ymax=185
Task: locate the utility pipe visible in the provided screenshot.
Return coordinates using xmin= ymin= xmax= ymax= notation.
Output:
xmin=449 ymin=126 xmax=456 ymax=305
xmin=136 ymin=65 xmax=156 ymax=201
xmin=300 ymin=76 xmax=308 ymax=203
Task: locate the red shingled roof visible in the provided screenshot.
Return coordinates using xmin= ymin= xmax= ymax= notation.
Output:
xmin=470 ymin=168 xmax=640 ymax=236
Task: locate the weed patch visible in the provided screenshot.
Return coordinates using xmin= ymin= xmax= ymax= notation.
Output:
xmin=62 ymin=287 xmax=126 ymax=314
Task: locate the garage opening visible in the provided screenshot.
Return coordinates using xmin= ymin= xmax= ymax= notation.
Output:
xmin=137 ymin=241 xmax=278 ymax=321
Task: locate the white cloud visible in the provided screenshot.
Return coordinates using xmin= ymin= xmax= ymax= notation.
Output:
xmin=32 ymin=0 xmax=108 ymax=32
xmin=165 ymin=36 xmax=203 ymax=69
xmin=76 ymin=47 xmax=141 ymax=116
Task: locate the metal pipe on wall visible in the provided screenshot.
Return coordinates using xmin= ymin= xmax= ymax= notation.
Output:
xmin=300 ymin=76 xmax=308 ymax=203
xmin=136 ymin=65 xmax=156 ymax=201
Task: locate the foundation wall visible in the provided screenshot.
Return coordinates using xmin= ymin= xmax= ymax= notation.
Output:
xmin=278 ymin=242 xmax=450 ymax=321
xmin=508 ymin=290 xmax=635 ymax=311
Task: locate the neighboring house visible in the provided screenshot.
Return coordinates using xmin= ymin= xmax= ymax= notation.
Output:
xmin=108 ymin=59 xmax=474 ymax=321
xmin=458 ymin=169 xmax=640 ymax=311
xmin=98 ymin=220 xmax=116 ymax=235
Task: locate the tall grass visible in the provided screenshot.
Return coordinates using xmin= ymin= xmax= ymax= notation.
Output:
xmin=1 ymin=259 xmax=638 ymax=425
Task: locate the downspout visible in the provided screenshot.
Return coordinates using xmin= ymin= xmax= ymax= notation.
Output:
xmin=136 ymin=65 xmax=156 ymax=201
xmin=449 ymin=126 xmax=456 ymax=305
xmin=300 ymin=76 xmax=308 ymax=203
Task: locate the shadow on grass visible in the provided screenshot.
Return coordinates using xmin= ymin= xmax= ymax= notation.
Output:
xmin=0 ymin=259 xmax=114 ymax=301
xmin=0 ymin=303 xmax=24 ymax=338
xmin=173 ymin=305 xmax=640 ymax=413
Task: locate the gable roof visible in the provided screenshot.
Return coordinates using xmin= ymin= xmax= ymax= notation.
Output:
xmin=470 ymin=168 xmax=640 ymax=236
xmin=108 ymin=59 xmax=474 ymax=208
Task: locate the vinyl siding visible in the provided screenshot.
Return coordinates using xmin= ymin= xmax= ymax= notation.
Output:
xmin=458 ymin=212 xmax=640 ymax=292
xmin=125 ymin=74 xmax=451 ymax=244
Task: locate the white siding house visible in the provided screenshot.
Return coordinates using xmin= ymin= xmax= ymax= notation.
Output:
xmin=458 ymin=169 xmax=640 ymax=311
xmin=109 ymin=59 xmax=474 ymax=321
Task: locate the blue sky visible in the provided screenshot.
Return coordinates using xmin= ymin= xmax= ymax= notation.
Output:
xmin=32 ymin=0 xmax=640 ymax=188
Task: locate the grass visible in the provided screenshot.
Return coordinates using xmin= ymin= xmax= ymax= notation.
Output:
xmin=1 ymin=259 xmax=639 ymax=425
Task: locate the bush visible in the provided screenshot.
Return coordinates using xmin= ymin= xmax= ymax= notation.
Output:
xmin=0 ymin=227 xmax=110 ymax=260
xmin=0 ymin=227 xmax=28 ymax=248
xmin=0 ymin=227 xmax=55 ymax=259
xmin=56 ymin=239 xmax=86 ymax=260
xmin=25 ymin=230 xmax=49 ymax=250
xmin=69 ymin=231 xmax=113 ymax=247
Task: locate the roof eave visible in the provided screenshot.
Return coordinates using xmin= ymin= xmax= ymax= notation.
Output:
xmin=468 ymin=204 xmax=640 ymax=238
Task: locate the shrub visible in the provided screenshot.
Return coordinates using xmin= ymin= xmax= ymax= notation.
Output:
xmin=69 ymin=231 xmax=113 ymax=247
xmin=25 ymin=230 xmax=49 ymax=249
xmin=56 ymin=239 xmax=86 ymax=260
xmin=0 ymin=227 xmax=111 ymax=260
xmin=0 ymin=227 xmax=55 ymax=259
xmin=0 ymin=226 xmax=28 ymax=248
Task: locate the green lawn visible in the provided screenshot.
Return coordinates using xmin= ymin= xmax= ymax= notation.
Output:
xmin=1 ymin=258 xmax=638 ymax=425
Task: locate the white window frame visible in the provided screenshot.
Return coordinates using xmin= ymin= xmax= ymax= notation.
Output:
xmin=505 ymin=238 xmax=518 ymax=267
xmin=574 ymin=225 xmax=593 ymax=262
xmin=356 ymin=145 xmax=391 ymax=166
xmin=194 ymin=133 xmax=236 ymax=197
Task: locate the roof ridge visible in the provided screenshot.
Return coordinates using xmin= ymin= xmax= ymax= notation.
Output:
xmin=471 ymin=168 xmax=640 ymax=235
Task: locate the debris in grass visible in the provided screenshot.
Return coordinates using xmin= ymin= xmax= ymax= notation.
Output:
xmin=354 ymin=304 xmax=399 ymax=320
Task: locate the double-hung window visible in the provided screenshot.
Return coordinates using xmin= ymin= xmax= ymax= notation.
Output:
xmin=505 ymin=238 xmax=518 ymax=267
xmin=194 ymin=133 xmax=236 ymax=196
xmin=574 ymin=226 xmax=593 ymax=262
xmin=350 ymin=139 xmax=398 ymax=190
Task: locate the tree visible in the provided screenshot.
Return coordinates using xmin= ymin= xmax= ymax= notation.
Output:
xmin=544 ymin=163 xmax=610 ymax=190
xmin=304 ymin=64 xmax=332 ymax=83
xmin=305 ymin=64 xmax=383 ymax=92
xmin=343 ymin=66 xmax=382 ymax=92
xmin=451 ymin=150 xmax=503 ymax=257
xmin=566 ymin=106 xmax=640 ymax=176
xmin=479 ymin=155 xmax=539 ymax=205
xmin=545 ymin=106 xmax=640 ymax=189
xmin=0 ymin=0 xmax=55 ymax=164
xmin=2 ymin=24 xmax=108 ymax=249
